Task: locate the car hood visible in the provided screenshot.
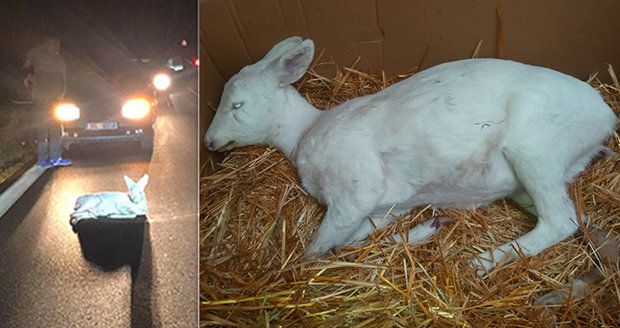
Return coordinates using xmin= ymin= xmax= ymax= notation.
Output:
xmin=76 ymin=95 xmax=125 ymax=121
xmin=66 ymin=74 xmax=152 ymax=121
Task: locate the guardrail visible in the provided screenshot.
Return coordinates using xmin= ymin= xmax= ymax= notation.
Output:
xmin=0 ymin=161 xmax=46 ymax=218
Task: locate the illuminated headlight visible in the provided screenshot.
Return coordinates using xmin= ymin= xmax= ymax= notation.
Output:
xmin=153 ymin=73 xmax=171 ymax=91
xmin=54 ymin=103 xmax=80 ymax=121
xmin=122 ymin=98 xmax=151 ymax=119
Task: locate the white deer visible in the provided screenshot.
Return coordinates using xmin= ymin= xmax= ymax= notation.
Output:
xmin=205 ymin=36 xmax=617 ymax=279
xmin=70 ymin=174 xmax=149 ymax=226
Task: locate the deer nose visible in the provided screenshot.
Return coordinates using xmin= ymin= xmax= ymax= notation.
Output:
xmin=205 ymin=137 xmax=215 ymax=151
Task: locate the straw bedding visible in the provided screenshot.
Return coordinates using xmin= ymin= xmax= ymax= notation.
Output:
xmin=201 ymin=61 xmax=620 ymax=327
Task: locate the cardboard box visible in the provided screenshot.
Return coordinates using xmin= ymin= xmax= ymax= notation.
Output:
xmin=200 ymin=0 xmax=620 ymax=165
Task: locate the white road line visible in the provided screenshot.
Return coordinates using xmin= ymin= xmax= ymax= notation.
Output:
xmin=0 ymin=165 xmax=48 ymax=218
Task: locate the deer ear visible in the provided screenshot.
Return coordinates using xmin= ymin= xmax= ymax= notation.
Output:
xmin=124 ymin=175 xmax=136 ymax=189
xmin=137 ymin=174 xmax=149 ymax=190
xmin=258 ymin=36 xmax=303 ymax=65
xmin=268 ymin=39 xmax=314 ymax=85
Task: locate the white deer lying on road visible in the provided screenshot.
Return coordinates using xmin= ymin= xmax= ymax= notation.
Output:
xmin=205 ymin=37 xmax=617 ymax=281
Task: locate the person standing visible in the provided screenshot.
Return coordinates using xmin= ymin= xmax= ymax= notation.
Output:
xmin=24 ymin=37 xmax=72 ymax=167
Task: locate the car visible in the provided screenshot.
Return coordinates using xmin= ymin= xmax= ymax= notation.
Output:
xmin=166 ymin=56 xmax=185 ymax=72
xmin=53 ymin=91 xmax=157 ymax=153
xmin=164 ymin=55 xmax=198 ymax=85
xmin=149 ymin=55 xmax=197 ymax=110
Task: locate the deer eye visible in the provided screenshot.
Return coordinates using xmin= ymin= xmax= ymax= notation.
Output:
xmin=232 ymin=101 xmax=244 ymax=110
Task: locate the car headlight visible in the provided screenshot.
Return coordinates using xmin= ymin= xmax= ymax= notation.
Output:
xmin=122 ymin=98 xmax=151 ymax=119
xmin=153 ymin=73 xmax=171 ymax=91
xmin=54 ymin=103 xmax=80 ymax=121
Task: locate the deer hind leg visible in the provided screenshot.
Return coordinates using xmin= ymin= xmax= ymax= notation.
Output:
xmin=69 ymin=210 xmax=96 ymax=225
xmin=509 ymin=188 xmax=538 ymax=217
xmin=471 ymin=148 xmax=579 ymax=276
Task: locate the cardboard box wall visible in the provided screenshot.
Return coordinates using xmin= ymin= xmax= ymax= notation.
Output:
xmin=200 ymin=0 xmax=620 ymax=165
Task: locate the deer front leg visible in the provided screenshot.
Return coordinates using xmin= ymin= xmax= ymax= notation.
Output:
xmin=391 ymin=216 xmax=456 ymax=244
xmin=341 ymin=206 xmax=412 ymax=247
xmin=304 ymin=159 xmax=385 ymax=257
xmin=304 ymin=190 xmax=386 ymax=257
xmin=342 ymin=205 xmax=455 ymax=248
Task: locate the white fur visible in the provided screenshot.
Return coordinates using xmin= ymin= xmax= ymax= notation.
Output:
xmin=70 ymin=174 xmax=149 ymax=224
xmin=534 ymin=279 xmax=588 ymax=305
xmin=205 ymin=37 xmax=617 ymax=275
xmin=390 ymin=216 xmax=455 ymax=245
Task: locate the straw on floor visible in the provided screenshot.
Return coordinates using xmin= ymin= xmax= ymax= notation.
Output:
xmin=200 ymin=60 xmax=620 ymax=327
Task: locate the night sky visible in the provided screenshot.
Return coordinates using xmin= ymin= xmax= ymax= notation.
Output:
xmin=0 ymin=0 xmax=197 ymax=85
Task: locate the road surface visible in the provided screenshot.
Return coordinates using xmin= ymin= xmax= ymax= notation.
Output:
xmin=0 ymin=89 xmax=198 ymax=328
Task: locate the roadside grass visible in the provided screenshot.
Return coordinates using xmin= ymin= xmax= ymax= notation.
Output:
xmin=0 ymin=102 xmax=37 ymax=186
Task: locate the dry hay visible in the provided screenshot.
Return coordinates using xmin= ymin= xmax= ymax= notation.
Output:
xmin=200 ymin=60 xmax=620 ymax=327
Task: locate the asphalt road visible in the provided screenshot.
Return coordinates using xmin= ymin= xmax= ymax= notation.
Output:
xmin=0 ymin=89 xmax=198 ymax=327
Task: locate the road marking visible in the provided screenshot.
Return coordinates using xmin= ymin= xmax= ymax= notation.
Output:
xmin=186 ymin=86 xmax=197 ymax=96
xmin=0 ymin=165 xmax=48 ymax=218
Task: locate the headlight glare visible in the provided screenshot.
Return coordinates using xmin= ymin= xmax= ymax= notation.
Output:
xmin=153 ymin=73 xmax=171 ymax=91
xmin=122 ymin=98 xmax=151 ymax=119
xmin=54 ymin=103 xmax=80 ymax=121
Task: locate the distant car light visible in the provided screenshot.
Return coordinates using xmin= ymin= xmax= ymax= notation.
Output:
xmin=192 ymin=57 xmax=199 ymax=67
xmin=54 ymin=103 xmax=80 ymax=121
xmin=122 ymin=98 xmax=151 ymax=119
xmin=153 ymin=73 xmax=171 ymax=91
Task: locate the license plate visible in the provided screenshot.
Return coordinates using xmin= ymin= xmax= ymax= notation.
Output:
xmin=85 ymin=122 xmax=118 ymax=130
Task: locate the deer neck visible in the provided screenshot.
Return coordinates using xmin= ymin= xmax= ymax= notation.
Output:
xmin=268 ymin=86 xmax=320 ymax=160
